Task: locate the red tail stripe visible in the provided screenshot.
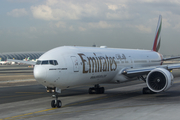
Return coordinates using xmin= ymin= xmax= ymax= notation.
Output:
xmin=153 ymin=30 xmax=159 ymax=51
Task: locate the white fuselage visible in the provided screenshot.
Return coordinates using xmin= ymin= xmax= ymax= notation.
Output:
xmin=34 ymin=46 xmax=162 ymax=90
xmin=0 ymin=61 xmax=10 ymax=65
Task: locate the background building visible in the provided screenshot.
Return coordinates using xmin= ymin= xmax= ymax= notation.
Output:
xmin=0 ymin=52 xmax=44 ymax=61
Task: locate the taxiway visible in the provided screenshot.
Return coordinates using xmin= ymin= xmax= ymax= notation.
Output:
xmin=0 ymin=65 xmax=180 ymax=120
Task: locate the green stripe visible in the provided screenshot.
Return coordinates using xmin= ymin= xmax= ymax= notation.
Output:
xmin=157 ymin=19 xmax=162 ymax=39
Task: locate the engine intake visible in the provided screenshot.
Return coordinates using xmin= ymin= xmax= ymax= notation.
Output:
xmin=146 ymin=68 xmax=173 ymax=93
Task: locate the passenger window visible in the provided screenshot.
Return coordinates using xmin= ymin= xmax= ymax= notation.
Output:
xmin=42 ymin=60 xmax=49 ymax=65
xmin=36 ymin=60 xmax=41 ymax=65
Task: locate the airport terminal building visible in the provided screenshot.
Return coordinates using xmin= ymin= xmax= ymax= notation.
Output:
xmin=0 ymin=52 xmax=44 ymax=61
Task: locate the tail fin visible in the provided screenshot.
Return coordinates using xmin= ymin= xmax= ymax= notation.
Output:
xmin=152 ymin=15 xmax=162 ymax=52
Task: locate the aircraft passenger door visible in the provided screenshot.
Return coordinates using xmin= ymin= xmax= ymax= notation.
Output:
xmin=71 ymin=56 xmax=79 ymax=72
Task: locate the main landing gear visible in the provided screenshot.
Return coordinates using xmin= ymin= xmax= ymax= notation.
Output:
xmin=89 ymin=84 xmax=105 ymax=94
xmin=140 ymin=75 xmax=156 ymax=94
xmin=142 ymin=87 xmax=156 ymax=94
xmin=51 ymin=94 xmax=62 ymax=108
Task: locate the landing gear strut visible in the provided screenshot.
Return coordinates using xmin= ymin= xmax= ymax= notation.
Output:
xmin=51 ymin=93 xmax=62 ymax=108
xmin=139 ymin=76 xmax=157 ymax=94
xmin=139 ymin=76 xmax=155 ymax=94
xmin=89 ymin=84 xmax=105 ymax=94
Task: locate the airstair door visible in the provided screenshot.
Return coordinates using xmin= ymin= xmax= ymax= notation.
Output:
xmin=71 ymin=56 xmax=79 ymax=72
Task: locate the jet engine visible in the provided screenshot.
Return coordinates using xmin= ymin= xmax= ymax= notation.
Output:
xmin=146 ymin=68 xmax=173 ymax=93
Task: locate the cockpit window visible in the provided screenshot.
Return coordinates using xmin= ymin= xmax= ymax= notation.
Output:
xmin=54 ymin=60 xmax=58 ymax=65
xmin=49 ymin=60 xmax=54 ymax=65
xmin=42 ymin=60 xmax=49 ymax=64
xmin=36 ymin=60 xmax=58 ymax=65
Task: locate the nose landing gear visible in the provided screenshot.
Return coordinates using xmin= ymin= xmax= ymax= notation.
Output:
xmin=47 ymin=87 xmax=62 ymax=108
xmin=51 ymin=94 xmax=62 ymax=108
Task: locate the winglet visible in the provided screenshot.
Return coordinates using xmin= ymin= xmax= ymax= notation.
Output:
xmin=152 ymin=15 xmax=162 ymax=52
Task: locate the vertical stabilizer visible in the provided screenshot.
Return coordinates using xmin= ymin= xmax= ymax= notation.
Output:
xmin=152 ymin=15 xmax=162 ymax=52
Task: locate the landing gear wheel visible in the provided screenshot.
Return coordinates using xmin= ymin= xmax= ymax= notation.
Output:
xmin=51 ymin=100 xmax=56 ymax=108
xmin=51 ymin=94 xmax=62 ymax=108
xmin=100 ymin=87 xmax=105 ymax=94
xmin=95 ymin=88 xmax=100 ymax=94
xmin=96 ymin=87 xmax=105 ymax=94
xmin=89 ymin=85 xmax=105 ymax=94
xmin=89 ymin=88 xmax=93 ymax=94
xmin=57 ymin=100 xmax=62 ymax=108
xmin=142 ymin=87 xmax=156 ymax=94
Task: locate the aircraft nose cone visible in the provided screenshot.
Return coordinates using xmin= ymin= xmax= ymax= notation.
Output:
xmin=34 ymin=66 xmax=47 ymax=81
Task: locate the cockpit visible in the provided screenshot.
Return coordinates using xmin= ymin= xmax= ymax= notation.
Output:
xmin=36 ymin=60 xmax=58 ymax=65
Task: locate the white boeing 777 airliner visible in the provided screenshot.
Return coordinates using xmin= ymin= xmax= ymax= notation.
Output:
xmin=8 ymin=15 xmax=180 ymax=108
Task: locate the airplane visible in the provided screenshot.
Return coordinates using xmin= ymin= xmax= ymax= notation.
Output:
xmin=0 ymin=57 xmax=10 ymax=65
xmin=8 ymin=15 xmax=180 ymax=108
xmin=0 ymin=60 xmax=8 ymax=65
xmin=23 ymin=57 xmax=30 ymax=61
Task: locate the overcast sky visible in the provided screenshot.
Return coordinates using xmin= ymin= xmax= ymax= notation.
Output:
xmin=1 ymin=0 xmax=180 ymax=55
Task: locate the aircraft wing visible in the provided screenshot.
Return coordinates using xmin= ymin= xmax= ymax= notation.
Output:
xmin=7 ymin=59 xmax=36 ymax=65
xmin=163 ymin=56 xmax=180 ymax=61
xmin=121 ymin=64 xmax=180 ymax=77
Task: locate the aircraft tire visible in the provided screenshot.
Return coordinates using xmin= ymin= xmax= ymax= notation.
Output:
xmin=95 ymin=88 xmax=100 ymax=94
xmin=89 ymin=88 xmax=93 ymax=94
xmin=51 ymin=100 xmax=56 ymax=108
xmin=142 ymin=87 xmax=156 ymax=94
xmin=100 ymin=87 xmax=105 ymax=94
xmin=57 ymin=100 xmax=62 ymax=108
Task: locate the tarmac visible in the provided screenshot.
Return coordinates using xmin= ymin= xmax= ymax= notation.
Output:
xmin=0 ymin=65 xmax=180 ymax=120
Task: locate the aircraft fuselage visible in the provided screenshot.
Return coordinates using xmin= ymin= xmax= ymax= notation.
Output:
xmin=34 ymin=46 xmax=162 ymax=89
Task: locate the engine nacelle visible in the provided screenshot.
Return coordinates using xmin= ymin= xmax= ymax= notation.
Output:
xmin=146 ymin=68 xmax=173 ymax=93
